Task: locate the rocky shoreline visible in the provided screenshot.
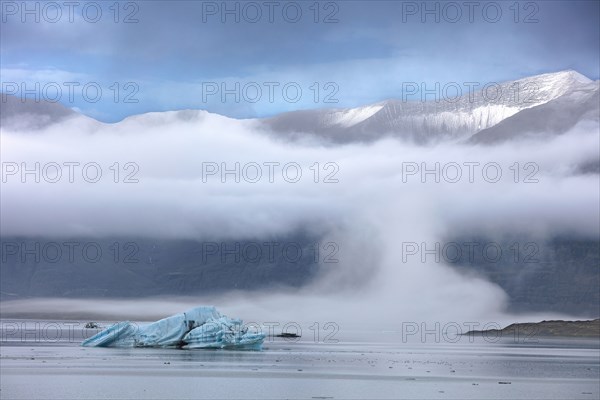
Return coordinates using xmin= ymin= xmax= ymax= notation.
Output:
xmin=465 ymin=319 xmax=600 ymax=338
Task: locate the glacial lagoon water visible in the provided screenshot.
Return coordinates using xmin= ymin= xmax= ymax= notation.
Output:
xmin=1 ymin=319 xmax=598 ymax=399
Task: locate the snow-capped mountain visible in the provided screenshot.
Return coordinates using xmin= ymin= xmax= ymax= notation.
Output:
xmin=470 ymin=77 xmax=599 ymax=143
xmin=1 ymin=70 xmax=597 ymax=144
xmin=260 ymin=70 xmax=598 ymax=143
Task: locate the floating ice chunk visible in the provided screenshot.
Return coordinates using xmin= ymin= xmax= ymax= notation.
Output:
xmin=81 ymin=321 xmax=138 ymax=348
xmin=136 ymin=306 xmax=222 ymax=347
xmin=81 ymin=306 xmax=265 ymax=350
xmin=182 ymin=316 xmax=265 ymax=350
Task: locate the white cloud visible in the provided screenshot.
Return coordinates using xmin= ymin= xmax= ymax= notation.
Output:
xmin=1 ymin=111 xmax=598 ymax=324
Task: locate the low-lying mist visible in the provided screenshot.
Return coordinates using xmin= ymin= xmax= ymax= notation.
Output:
xmin=1 ymin=112 xmax=598 ymax=327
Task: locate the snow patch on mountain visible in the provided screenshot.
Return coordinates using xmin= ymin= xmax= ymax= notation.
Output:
xmin=326 ymin=105 xmax=385 ymax=128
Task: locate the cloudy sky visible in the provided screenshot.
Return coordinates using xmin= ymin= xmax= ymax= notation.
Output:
xmin=1 ymin=0 xmax=599 ymax=121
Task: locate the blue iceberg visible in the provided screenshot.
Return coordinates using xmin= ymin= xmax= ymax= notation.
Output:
xmin=81 ymin=306 xmax=265 ymax=350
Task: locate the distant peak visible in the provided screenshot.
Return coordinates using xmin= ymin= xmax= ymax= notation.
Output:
xmin=526 ymin=70 xmax=592 ymax=84
xmin=563 ymin=70 xmax=593 ymax=83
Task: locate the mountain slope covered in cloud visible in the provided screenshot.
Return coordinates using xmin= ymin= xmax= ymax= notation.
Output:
xmin=0 ymin=93 xmax=79 ymax=131
xmin=1 ymin=70 xmax=598 ymax=321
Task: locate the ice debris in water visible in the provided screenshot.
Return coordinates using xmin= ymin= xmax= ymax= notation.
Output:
xmin=81 ymin=306 xmax=265 ymax=350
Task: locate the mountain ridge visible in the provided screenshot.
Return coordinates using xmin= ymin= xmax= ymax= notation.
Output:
xmin=260 ymin=70 xmax=598 ymax=143
xmin=2 ymin=70 xmax=597 ymax=144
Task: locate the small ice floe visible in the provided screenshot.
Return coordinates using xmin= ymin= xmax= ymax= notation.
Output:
xmin=81 ymin=306 xmax=265 ymax=350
